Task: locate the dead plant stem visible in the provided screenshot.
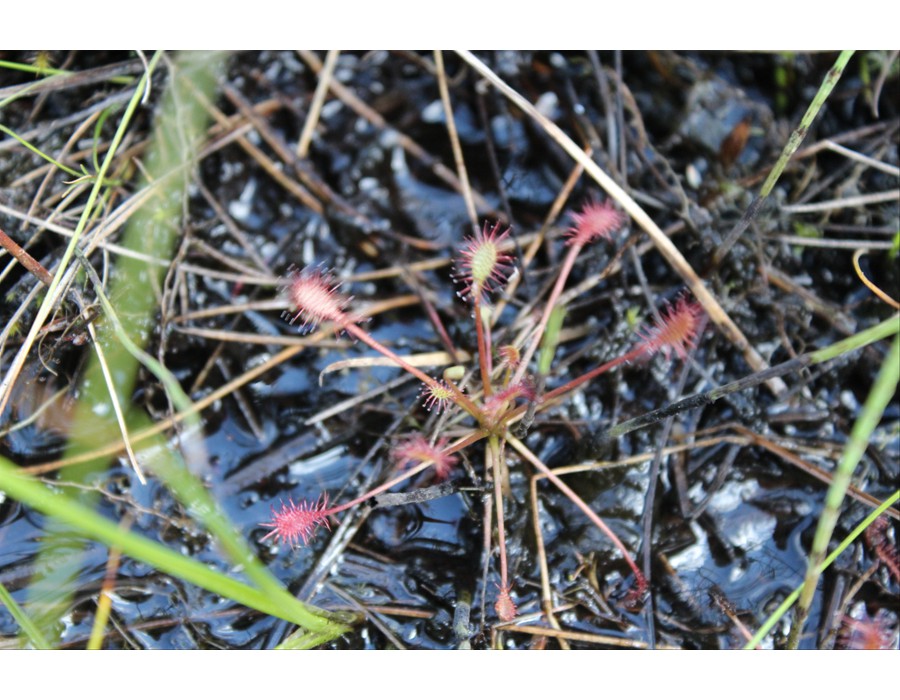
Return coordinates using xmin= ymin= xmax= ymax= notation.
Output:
xmin=455 ymin=49 xmax=786 ymax=396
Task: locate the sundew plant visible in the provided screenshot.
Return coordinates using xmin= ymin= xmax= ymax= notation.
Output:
xmin=4 ymin=50 xmax=894 ymax=652
xmin=261 ymin=201 xmax=704 ymax=622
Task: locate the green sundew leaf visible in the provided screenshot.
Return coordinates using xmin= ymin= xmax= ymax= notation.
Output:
xmin=538 ymin=305 xmax=567 ymax=376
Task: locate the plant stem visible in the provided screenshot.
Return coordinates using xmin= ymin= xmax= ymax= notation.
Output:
xmin=331 ymin=430 xmax=488 ymax=513
xmin=488 ymin=436 xmax=510 ymax=589
xmin=0 ymin=227 xmax=54 ymax=286
xmin=543 ymin=344 xmax=645 ymax=404
xmin=513 ymin=243 xmax=582 ymax=385
xmin=507 ymin=435 xmax=645 ymax=589
xmin=744 ymin=490 xmax=899 ymax=649
xmin=473 ymin=294 xmax=493 ymax=396
xmin=0 ymin=124 xmax=84 ymax=178
xmin=344 ymin=321 xmax=483 ymax=420
xmin=713 ymin=51 xmax=854 ymax=268
xmin=456 ymin=49 xmax=784 ymax=394
xmin=787 ymin=332 xmax=899 ymax=649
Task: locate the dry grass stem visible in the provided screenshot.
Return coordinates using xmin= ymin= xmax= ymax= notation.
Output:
xmin=297 ymin=50 xmax=498 ymax=219
xmin=853 ymin=249 xmax=900 ymax=310
xmin=456 ymin=49 xmax=787 ymax=395
xmin=297 ymin=49 xmax=340 ymax=159
xmin=434 ymin=50 xmax=479 ymax=233
xmin=84 ymin=320 xmax=146 ymax=483
xmin=781 ymin=189 xmax=899 ymax=214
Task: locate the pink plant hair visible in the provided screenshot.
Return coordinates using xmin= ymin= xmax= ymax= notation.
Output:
xmin=260 ymin=432 xmax=481 ymax=550
xmin=565 ymin=199 xmax=624 ymax=248
xmin=637 ymin=295 xmax=704 ymax=361
xmin=282 ymin=265 xmax=482 ymax=420
xmin=393 ymin=434 xmax=458 ymax=481
xmin=454 ymin=221 xmax=515 ymax=398
xmin=865 ymin=516 xmax=900 ymax=583
xmin=270 ymin=203 xmax=712 ymax=621
xmin=838 ymin=608 xmax=897 ymax=650
xmin=497 ymin=345 xmax=520 ymax=371
xmin=283 ymin=266 xmax=363 ymax=333
xmin=494 ymin=583 xmax=517 ymax=622
xmin=482 ymin=379 xmax=535 ymax=427
xmin=512 ymin=199 xmax=625 ymax=386
xmin=421 ymin=379 xmax=456 ymax=413
xmin=260 ymin=494 xmax=334 ymax=548
xmin=454 ymin=221 xmax=514 ymax=301
xmin=538 ymin=292 xmax=705 ymax=406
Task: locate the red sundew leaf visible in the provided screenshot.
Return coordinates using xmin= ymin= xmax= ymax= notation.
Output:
xmin=497 ymin=345 xmax=521 ymax=370
xmin=393 ymin=434 xmax=459 ymax=481
xmin=494 ymin=584 xmax=517 ymax=622
xmin=260 ymin=495 xmax=332 ymax=548
xmin=283 ymin=266 xmax=362 ymax=333
xmin=566 ymin=199 xmax=624 ymax=248
xmin=839 ymin=610 xmax=896 ymax=650
xmin=637 ymin=296 xmax=704 ymax=361
xmin=483 ymin=379 xmax=535 ymax=424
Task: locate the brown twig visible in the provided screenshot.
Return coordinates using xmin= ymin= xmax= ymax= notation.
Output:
xmin=0 ymin=227 xmax=54 ymax=286
xmin=529 ymin=472 xmax=571 ymax=649
xmin=297 ymin=49 xmax=499 ymax=220
xmin=297 ymin=50 xmax=339 ymax=159
xmin=434 ymin=50 xmax=479 ymax=235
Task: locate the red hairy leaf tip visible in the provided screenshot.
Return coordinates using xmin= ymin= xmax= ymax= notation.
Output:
xmin=393 ymin=434 xmax=459 ymax=480
xmin=421 ymin=379 xmax=455 ymax=413
xmin=283 ymin=266 xmax=361 ymax=333
xmin=566 ymin=200 xmax=624 ymax=247
xmin=638 ymin=296 xmax=703 ymax=361
xmin=260 ymin=494 xmax=332 ymax=548
xmin=494 ymin=584 xmax=517 ymax=622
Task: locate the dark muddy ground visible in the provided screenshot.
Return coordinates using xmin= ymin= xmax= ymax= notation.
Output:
xmin=0 ymin=50 xmax=897 ymax=649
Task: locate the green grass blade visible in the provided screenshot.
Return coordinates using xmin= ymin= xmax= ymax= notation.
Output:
xmin=787 ymin=333 xmax=900 ymax=647
xmin=0 ymin=455 xmax=352 ymax=638
xmin=136 ymin=418 xmax=355 ymax=634
xmin=3 ymin=52 xmax=353 ymax=646
xmin=808 ymin=315 xmax=899 ymax=363
xmin=0 ymin=51 xmax=162 ymax=420
xmin=0 ymin=579 xmax=52 ymax=649
xmin=0 ymin=124 xmax=83 ymax=178
xmin=71 ymin=178 xmax=352 ymax=636
xmin=744 ymin=489 xmax=900 ymax=649
xmin=538 ymin=305 xmax=566 ymax=376
xmin=759 ymin=51 xmax=854 ymax=198
xmin=0 ymin=58 xmax=72 ymax=77
xmin=7 ymin=52 xmax=166 ymax=643
xmin=712 ymin=51 xmax=855 ymax=267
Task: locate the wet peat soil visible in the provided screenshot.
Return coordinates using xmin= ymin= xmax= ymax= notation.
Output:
xmin=0 ymin=51 xmax=897 ymax=649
